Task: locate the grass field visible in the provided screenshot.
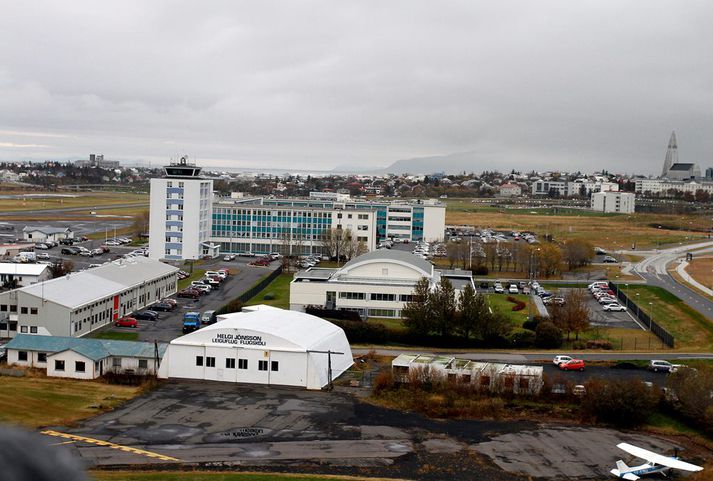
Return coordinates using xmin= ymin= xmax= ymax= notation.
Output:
xmin=244 ymin=273 xmax=293 ymax=309
xmin=90 ymin=331 xmax=139 ymax=341
xmin=0 ymin=376 xmax=138 ymax=428
xmin=684 ymin=256 xmax=713 ymax=289
xmin=625 ymin=285 xmax=713 ymax=351
xmin=0 ymin=191 xmax=147 ymax=213
xmin=92 ymin=472 xmax=396 ymax=481
xmin=486 ymin=294 xmax=530 ymax=325
xmin=444 ymin=198 xmax=709 ymax=250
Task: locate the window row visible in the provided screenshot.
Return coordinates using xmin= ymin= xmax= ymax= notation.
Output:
xmin=196 ymin=356 xmax=278 ymax=371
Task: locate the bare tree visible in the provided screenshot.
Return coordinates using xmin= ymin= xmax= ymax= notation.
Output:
xmin=550 ymin=289 xmax=590 ymax=340
xmin=321 ymin=227 xmax=354 ymax=261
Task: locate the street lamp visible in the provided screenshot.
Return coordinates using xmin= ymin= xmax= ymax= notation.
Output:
xmin=648 ymin=301 xmax=653 ymax=329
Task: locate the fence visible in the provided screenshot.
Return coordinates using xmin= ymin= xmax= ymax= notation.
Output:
xmin=608 ymin=282 xmax=675 ymax=348
xmin=236 ymin=266 xmax=284 ymax=304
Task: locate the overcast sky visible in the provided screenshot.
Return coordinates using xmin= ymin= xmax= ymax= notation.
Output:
xmin=0 ymin=1 xmax=711 ymax=174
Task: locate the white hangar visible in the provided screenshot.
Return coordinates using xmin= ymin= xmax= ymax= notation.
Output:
xmin=158 ymin=305 xmax=353 ymax=390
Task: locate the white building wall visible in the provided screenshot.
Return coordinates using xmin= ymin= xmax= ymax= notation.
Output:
xmin=422 ymin=204 xmax=446 ymax=242
xmin=591 ymin=192 xmax=635 ymax=214
xmin=46 ymin=351 xmax=97 ymax=380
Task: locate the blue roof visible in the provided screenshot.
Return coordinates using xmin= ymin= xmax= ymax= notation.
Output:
xmin=5 ymin=335 xmax=166 ymax=362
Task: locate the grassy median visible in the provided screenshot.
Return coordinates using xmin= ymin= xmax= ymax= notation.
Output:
xmin=244 ymin=272 xmax=293 ymax=309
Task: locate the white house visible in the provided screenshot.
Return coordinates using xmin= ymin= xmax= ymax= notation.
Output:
xmin=497 ymin=183 xmax=522 ymax=197
xmin=5 ymin=334 xmax=165 ymax=379
xmin=0 ymin=263 xmax=51 ymax=288
xmin=22 ymin=226 xmax=73 ymax=243
xmin=289 ymin=250 xmax=475 ymax=319
xmin=158 ymin=305 xmax=353 ymax=390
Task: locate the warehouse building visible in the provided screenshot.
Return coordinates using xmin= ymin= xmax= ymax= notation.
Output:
xmin=289 ymin=249 xmax=474 ymax=319
xmin=5 ymin=334 xmax=165 ymax=379
xmin=158 ymin=305 xmax=353 ymax=390
xmin=0 ymin=257 xmax=178 ymax=338
xmin=392 ymin=354 xmax=543 ymax=395
xmin=22 ymin=225 xmax=74 ymax=243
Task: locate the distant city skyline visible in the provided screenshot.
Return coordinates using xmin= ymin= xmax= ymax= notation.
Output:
xmin=0 ymin=2 xmax=711 ymax=175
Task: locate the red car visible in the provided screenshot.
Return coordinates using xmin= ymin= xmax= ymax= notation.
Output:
xmin=177 ymin=288 xmax=201 ymax=299
xmin=115 ymin=317 xmax=138 ymax=328
xmin=559 ymin=359 xmax=585 ymax=371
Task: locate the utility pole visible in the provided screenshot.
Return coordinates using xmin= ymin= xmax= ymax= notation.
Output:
xmin=307 ymin=349 xmax=345 ymax=391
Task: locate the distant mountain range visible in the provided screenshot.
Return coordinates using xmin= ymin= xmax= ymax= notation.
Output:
xmin=334 ymin=151 xmax=486 ymax=175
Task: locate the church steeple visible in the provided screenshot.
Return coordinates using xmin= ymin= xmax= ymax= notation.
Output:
xmin=662 ymin=131 xmax=678 ymax=177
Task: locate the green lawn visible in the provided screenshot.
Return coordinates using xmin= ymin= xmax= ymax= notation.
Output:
xmin=368 ymin=317 xmax=407 ymax=331
xmin=178 ymin=269 xmax=207 ymax=291
xmin=92 ymin=473 xmax=384 ymax=481
xmin=625 ymin=285 xmax=713 ymax=351
xmin=244 ymin=273 xmax=294 ymax=309
xmin=486 ymin=293 xmax=530 ymax=325
xmin=0 ymin=376 xmax=138 ymax=428
xmin=90 ymin=331 xmax=139 ymax=341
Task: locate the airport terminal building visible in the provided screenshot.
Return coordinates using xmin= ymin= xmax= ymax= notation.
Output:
xmin=158 ymin=305 xmax=353 ymax=389
xmin=0 ymin=257 xmax=178 ymax=338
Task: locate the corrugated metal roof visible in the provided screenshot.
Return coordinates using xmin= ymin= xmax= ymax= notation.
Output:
xmin=5 ymin=334 xmax=166 ymax=361
xmin=21 ymin=226 xmax=71 ymax=234
xmin=0 ymin=263 xmax=50 ymax=276
xmin=18 ymin=257 xmax=178 ymax=309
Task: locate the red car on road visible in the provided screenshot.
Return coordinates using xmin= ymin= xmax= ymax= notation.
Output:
xmin=115 ymin=317 xmax=138 ymax=328
xmin=559 ymin=359 xmax=585 ymax=371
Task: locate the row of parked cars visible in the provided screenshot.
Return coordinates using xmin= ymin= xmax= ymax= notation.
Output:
xmin=177 ymin=269 xmax=231 ymax=299
xmin=588 ymin=281 xmax=626 ymax=312
xmin=114 ymin=298 xmax=180 ymax=328
xmin=553 ymin=355 xmax=685 ymax=374
xmin=61 ymin=245 xmax=109 ymax=257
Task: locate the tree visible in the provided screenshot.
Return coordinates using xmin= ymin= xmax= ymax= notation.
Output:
xmin=534 ymin=321 xmax=562 ymax=348
xmin=430 ymin=277 xmax=456 ymax=337
xmin=454 ymin=283 xmax=488 ymax=340
xmin=132 ymin=209 xmax=150 ymax=236
xmin=49 ymin=260 xmax=74 ymax=278
xmin=581 ymin=378 xmax=659 ymax=427
xmin=320 ymin=228 xmax=353 ymax=261
xmin=562 ymin=239 xmax=595 ymax=270
xmin=666 ymin=365 xmax=713 ymax=432
xmin=402 ymin=278 xmax=432 ymax=334
xmin=535 ymin=243 xmax=562 ymax=277
xmin=550 ymin=289 xmax=590 ymax=340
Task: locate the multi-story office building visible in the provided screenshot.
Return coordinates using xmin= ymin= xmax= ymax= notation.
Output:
xmin=634 ymin=178 xmax=713 ymax=197
xmin=531 ymin=179 xmax=619 ymax=197
xmin=148 ymin=157 xmax=215 ymax=260
xmin=210 ymin=196 xmax=445 ymax=256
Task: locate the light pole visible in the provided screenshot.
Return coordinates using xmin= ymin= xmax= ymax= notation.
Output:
xmin=648 ymin=301 xmax=653 ymax=329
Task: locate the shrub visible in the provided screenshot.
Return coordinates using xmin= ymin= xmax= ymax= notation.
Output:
xmin=666 ymin=365 xmax=713 ymax=434
xmin=372 ymin=371 xmax=395 ymax=395
xmin=507 ymin=328 xmax=535 ymax=348
xmin=473 ymin=265 xmax=489 ymax=275
xmin=581 ymin=378 xmax=659 ymax=427
xmin=586 ymin=339 xmax=613 ymax=350
xmin=262 ymin=292 xmax=275 ymax=300
xmin=522 ymin=318 xmax=539 ymax=331
xmin=535 ymin=321 xmax=563 ymax=348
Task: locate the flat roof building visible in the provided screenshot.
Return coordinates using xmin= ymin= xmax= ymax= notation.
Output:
xmin=158 ymin=305 xmax=353 ymax=389
xmin=289 ymin=249 xmax=474 ymax=319
xmin=0 ymin=257 xmax=178 ymax=338
xmin=0 ymin=263 xmax=51 ymax=288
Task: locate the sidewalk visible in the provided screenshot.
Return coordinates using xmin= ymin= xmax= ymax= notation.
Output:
xmin=675 ymin=260 xmax=713 ymax=297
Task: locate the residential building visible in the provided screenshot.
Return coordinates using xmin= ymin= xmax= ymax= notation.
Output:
xmin=22 ymin=226 xmax=73 ymax=243
xmin=0 ymin=257 xmax=178 ymax=338
xmin=0 ymin=263 xmax=51 ymax=288
xmin=531 ymin=180 xmax=619 ymax=197
xmin=157 ymin=305 xmax=353 ymax=390
xmin=148 ymin=156 xmax=216 ymax=260
xmin=5 ymin=334 xmax=165 ymax=379
xmin=211 ymin=196 xmax=445 ymax=256
xmin=634 ymin=179 xmax=713 ymax=197
xmin=497 ymin=183 xmax=522 ymax=197
xmin=74 ymin=154 xmax=121 ymax=170
xmin=289 ymin=250 xmax=474 ymax=319
xmin=590 ymin=192 xmax=635 ymax=214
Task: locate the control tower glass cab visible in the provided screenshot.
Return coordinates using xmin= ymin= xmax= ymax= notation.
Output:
xmin=164 ymin=155 xmax=203 ymax=178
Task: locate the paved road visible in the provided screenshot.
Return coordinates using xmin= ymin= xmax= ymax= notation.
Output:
xmin=632 ymin=241 xmax=713 ymax=320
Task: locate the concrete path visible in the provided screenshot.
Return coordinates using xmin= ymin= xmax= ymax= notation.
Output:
xmin=676 ymin=259 xmax=713 ymax=296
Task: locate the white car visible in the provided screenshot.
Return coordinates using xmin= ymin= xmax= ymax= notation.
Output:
xmin=36 ymin=252 xmax=51 ymax=260
xmin=508 ymin=285 xmax=519 ymax=294
xmin=494 ymin=285 xmax=504 ymax=294
xmin=553 ymin=355 xmax=573 ymax=366
xmin=603 ymin=303 xmax=626 ymax=312
xmin=104 ymin=240 xmax=121 ymax=246
xmin=223 ymin=254 xmax=236 ymax=261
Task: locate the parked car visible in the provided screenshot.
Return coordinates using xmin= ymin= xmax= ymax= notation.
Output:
xmin=177 ymin=288 xmax=201 ymax=299
xmin=104 ymin=240 xmax=122 ymax=246
xmin=508 ymin=285 xmax=519 ymax=294
xmin=602 ymin=303 xmax=626 ymax=312
xmin=161 ymin=298 xmax=178 ymax=307
xmin=61 ymin=246 xmax=81 ymax=255
xmin=559 ymin=359 xmax=585 ymax=371
xmin=190 ymin=283 xmax=212 ymax=294
xmin=572 ymin=385 xmax=587 ymax=396
xmin=59 ymin=238 xmax=75 ymax=245
xmin=602 ymin=256 xmax=618 ymax=263
xmin=115 ymin=316 xmax=138 ymax=328
xmin=35 ymin=243 xmax=50 ymax=250
xmin=543 ymin=297 xmax=565 ymax=306
xmin=133 ymin=310 xmax=158 ymax=321
xmin=150 ymin=302 xmax=175 ymax=312
xmin=36 ymin=252 xmax=50 ymax=260
xmin=202 ymin=278 xmax=220 ymax=289
xmin=648 ymin=360 xmax=683 ymax=373
xmin=552 ymin=355 xmax=573 ymax=366
xmin=494 ymin=284 xmax=504 ymax=294
xmin=201 ymin=310 xmax=217 ymax=326
xmin=91 ymin=248 xmax=104 ymax=256
xmin=223 ymin=254 xmax=236 ymax=261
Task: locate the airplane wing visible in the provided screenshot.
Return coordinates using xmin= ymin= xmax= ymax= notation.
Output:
xmin=610 ymin=468 xmax=639 ymax=480
xmin=617 ymin=443 xmax=703 ymax=472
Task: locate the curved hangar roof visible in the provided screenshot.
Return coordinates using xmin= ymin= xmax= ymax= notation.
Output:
xmin=174 ymin=305 xmax=349 ymax=352
xmin=339 ymin=249 xmax=433 ymax=277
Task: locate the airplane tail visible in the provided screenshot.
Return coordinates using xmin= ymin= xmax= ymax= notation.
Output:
xmin=616 ymin=460 xmax=629 ymax=472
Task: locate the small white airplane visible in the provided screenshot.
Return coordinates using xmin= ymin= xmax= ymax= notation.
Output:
xmin=611 ymin=442 xmax=703 ymax=480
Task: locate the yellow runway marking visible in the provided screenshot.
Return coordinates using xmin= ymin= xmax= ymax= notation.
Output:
xmin=41 ymin=430 xmax=179 ymax=462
